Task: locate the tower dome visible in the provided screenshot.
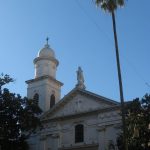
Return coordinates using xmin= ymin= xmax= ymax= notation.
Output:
xmin=34 ymin=39 xmax=59 ymax=79
xmin=38 ymin=43 xmax=55 ymax=58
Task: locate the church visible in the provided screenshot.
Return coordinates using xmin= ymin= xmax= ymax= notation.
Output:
xmin=26 ymin=41 xmax=121 ymax=150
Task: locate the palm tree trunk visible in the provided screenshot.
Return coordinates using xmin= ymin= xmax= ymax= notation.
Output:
xmin=111 ymin=11 xmax=128 ymax=150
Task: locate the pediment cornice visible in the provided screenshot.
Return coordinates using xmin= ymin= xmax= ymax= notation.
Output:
xmin=41 ymin=105 xmax=120 ymax=123
xmin=40 ymin=87 xmax=120 ymax=121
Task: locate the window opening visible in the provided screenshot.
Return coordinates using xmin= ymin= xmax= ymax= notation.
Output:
xmin=75 ymin=124 xmax=84 ymax=143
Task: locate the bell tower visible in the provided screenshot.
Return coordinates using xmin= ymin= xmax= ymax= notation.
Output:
xmin=26 ymin=39 xmax=63 ymax=112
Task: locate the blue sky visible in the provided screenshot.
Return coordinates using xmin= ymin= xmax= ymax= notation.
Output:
xmin=0 ymin=0 xmax=150 ymax=102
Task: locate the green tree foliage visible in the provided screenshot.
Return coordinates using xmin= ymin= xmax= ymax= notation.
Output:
xmin=117 ymin=94 xmax=150 ymax=150
xmin=0 ymin=74 xmax=42 ymax=150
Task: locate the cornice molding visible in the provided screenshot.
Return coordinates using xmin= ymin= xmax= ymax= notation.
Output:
xmin=34 ymin=56 xmax=59 ymax=66
xmin=41 ymin=105 xmax=120 ymax=123
xmin=25 ymin=75 xmax=63 ymax=86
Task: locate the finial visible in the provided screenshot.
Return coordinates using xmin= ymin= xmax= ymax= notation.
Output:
xmin=45 ymin=37 xmax=50 ymax=48
xmin=46 ymin=37 xmax=49 ymax=45
xmin=76 ymin=66 xmax=86 ymax=90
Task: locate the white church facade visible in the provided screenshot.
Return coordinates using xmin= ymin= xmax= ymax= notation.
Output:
xmin=26 ymin=41 xmax=121 ymax=150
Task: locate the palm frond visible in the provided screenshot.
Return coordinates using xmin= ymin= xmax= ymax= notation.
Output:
xmin=95 ymin=0 xmax=125 ymax=12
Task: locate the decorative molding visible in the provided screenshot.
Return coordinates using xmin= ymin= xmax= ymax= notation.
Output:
xmin=41 ymin=106 xmax=120 ymax=123
xmin=58 ymin=143 xmax=98 ymax=150
xmin=25 ymin=75 xmax=63 ymax=86
xmin=97 ymin=125 xmax=106 ymax=132
xmin=34 ymin=56 xmax=59 ymax=66
xmin=51 ymin=133 xmax=59 ymax=138
xmin=40 ymin=135 xmax=47 ymax=140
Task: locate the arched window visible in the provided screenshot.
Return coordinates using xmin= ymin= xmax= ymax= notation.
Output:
xmin=33 ymin=93 xmax=39 ymax=105
xmin=75 ymin=124 xmax=84 ymax=143
xmin=50 ymin=94 xmax=55 ymax=108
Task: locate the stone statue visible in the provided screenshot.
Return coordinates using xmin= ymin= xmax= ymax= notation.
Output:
xmin=76 ymin=66 xmax=85 ymax=89
xmin=77 ymin=67 xmax=84 ymax=83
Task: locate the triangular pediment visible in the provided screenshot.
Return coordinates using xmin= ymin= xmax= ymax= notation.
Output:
xmin=41 ymin=88 xmax=119 ymax=121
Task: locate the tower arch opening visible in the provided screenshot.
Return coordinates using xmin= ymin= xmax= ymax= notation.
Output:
xmin=50 ymin=94 xmax=55 ymax=108
xmin=33 ymin=93 xmax=39 ymax=105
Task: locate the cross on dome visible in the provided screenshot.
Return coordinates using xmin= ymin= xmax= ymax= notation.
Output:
xmin=45 ymin=37 xmax=50 ymax=48
xmin=46 ymin=37 xmax=49 ymax=45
